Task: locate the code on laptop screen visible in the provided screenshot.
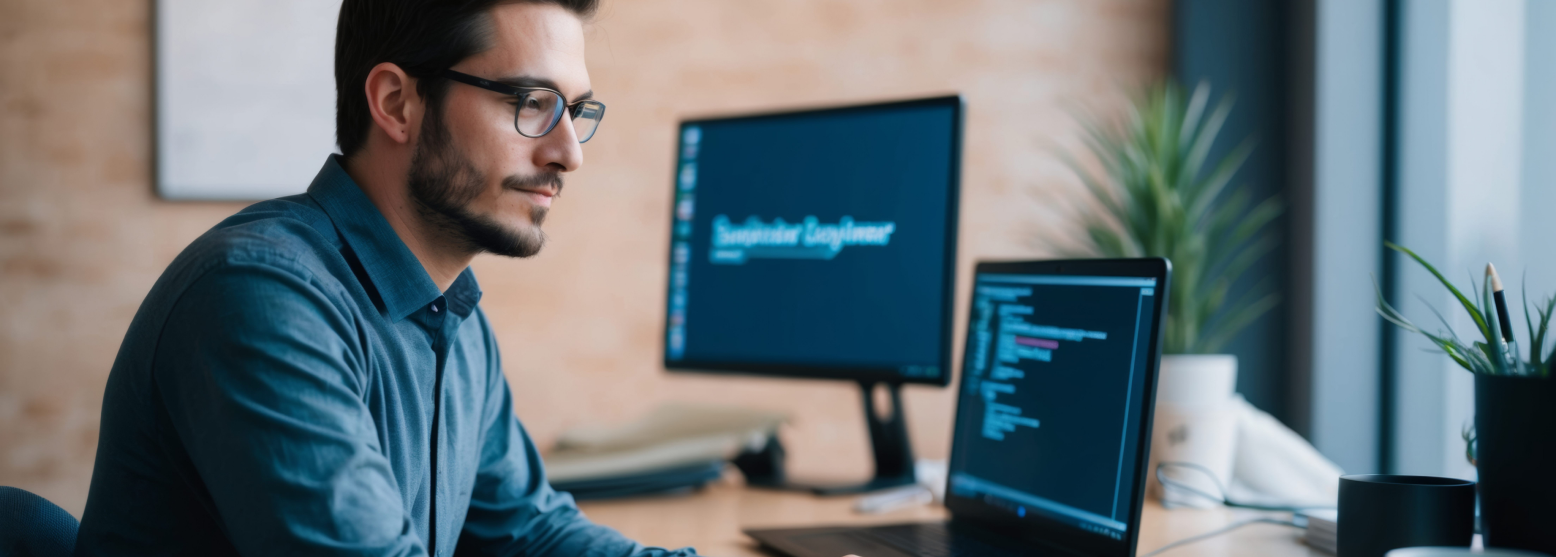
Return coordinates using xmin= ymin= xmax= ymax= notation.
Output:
xmin=949 ymin=273 xmax=1159 ymax=540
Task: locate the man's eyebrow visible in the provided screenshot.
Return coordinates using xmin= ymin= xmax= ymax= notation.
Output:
xmin=494 ymin=75 xmax=594 ymax=103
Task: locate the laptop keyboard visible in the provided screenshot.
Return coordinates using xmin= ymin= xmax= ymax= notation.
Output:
xmin=856 ymin=522 xmax=1038 ymax=557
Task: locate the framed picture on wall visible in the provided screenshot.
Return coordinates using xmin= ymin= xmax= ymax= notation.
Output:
xmin=155 ymin=0 xmax=342 ymax=200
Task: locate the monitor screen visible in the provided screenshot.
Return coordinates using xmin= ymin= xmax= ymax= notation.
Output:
xmin=663 ymin=97 xmax=962 ymax=384
xmin=946 ymin=267 xmax=1164 ymax=546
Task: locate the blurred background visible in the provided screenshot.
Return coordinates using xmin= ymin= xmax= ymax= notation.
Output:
xmin=1 ymin=0 xmax=1552 ymax=519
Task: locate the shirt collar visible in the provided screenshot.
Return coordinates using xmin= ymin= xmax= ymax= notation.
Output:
xmin=306 ymin=155 xmax=481 ymax=322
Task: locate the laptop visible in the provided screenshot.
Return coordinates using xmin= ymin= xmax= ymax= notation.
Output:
xmin=746 ymin=258 xmax=1172 ymax=557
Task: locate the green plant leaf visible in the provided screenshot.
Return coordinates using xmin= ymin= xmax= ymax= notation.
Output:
xmin=1385 ymin=241 xmax=1493 ymax=342
xmin=1065 ymin=80 xmax=1281 ymax=354
xmin=1180 ymin=89 xmax=1231 ymax=196
xmin=1537 ymin=294 xmax=1556 ymax=377
xmin=1375 ymin=279 xmax=1486 ymax=373
xmin=1200 ymin=292 xmax=1281 ymax=354
xmin=1524 ymin=280 xmax=1538 ymax=367
xmin=1417 ymin=293 xmax=1468 ymax=347
xmin=1481 ymin=277 xmax=1507 ymax=374
xmin=1187 ymin=139 xmax=1255 ymax=221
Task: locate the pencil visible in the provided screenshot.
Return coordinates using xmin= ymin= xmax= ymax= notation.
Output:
xmin=1487 ymin=264 xmax=1514 ymax=343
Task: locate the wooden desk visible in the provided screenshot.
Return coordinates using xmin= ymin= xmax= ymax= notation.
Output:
xmin=578 ymin=476 xmax=1327 ymax=556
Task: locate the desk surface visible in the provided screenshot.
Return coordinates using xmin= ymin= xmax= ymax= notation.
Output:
xmin=577 ymin=476 xmax=1327 ymax=557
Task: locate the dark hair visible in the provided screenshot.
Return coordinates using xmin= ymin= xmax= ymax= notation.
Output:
xmin=334 ymin=0 xmax=599 ymax=157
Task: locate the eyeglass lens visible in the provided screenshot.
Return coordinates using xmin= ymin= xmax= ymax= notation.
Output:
xmin=569 ymin=102 xmax=604 ymax=143
xmin=514 ymin=91 xmax=563 ymax=138
xmin=513 ymin=90 xmax=605 ymax=143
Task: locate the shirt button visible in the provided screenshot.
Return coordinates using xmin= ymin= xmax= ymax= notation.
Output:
xmin=430 ymin=303 xmax=440 ymax=313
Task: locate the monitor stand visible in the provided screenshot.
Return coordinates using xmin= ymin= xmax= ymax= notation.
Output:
xmin=736 ymin=380 xmax=917 ymax=496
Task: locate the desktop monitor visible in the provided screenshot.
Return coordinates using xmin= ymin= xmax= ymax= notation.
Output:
xmin=661 ymin=96 xmax=964 ymax=493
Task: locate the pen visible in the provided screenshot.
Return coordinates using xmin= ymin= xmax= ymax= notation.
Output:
xmin=1487 ymin=264 xmax=1520 ymax=374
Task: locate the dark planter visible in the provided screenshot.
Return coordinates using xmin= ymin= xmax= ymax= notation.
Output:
xmin=1474 ymin=373 xmax=1556 ymax=553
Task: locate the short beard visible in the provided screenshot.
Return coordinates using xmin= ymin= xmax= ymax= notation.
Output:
xmin=405 ymin=99 xmax=562 ymax=259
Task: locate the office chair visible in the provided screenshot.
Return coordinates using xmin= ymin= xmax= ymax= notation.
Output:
xmin=0 ymin=486 xmax=78 ymax=557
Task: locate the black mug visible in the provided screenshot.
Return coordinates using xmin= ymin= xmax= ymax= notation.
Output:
xmin=1337 ymin=474 xmax=1476 ymax=557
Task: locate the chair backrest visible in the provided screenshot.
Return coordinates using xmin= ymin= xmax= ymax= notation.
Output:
xmin=0 ymin=487 xmax=78 ymax=557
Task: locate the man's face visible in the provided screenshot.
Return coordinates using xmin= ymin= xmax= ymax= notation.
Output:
xmin=407 ymin=3 xmax=590 ymax=258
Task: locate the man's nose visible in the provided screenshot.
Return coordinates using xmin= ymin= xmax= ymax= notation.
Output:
xmin=533 ymin=115 xmax=584 ymax=172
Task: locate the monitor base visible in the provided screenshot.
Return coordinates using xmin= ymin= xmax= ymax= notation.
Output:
xmin=736 ymin=380 xmax=918 ymax=496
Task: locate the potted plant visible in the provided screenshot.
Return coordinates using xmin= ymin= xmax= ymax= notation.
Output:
xmin=1067 ymin=81 xmax=1282 ymax=506
xmin=1377 ymin=243 xmax=1556 ymax=553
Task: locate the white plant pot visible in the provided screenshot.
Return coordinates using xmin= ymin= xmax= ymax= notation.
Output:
xmin=1148 ymin=354 xmax=1238 ymax=508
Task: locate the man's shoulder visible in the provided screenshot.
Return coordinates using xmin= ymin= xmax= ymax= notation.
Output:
xmin=162 ymin=194 xmax=353 ymax=299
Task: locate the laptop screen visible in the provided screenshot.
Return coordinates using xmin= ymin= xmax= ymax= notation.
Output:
xmin=947 ymin=267 xmax=1163 ymax=545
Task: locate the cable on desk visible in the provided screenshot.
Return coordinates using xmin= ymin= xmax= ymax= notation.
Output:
xmin=1154 ymin=462 xmax=1336 ymax=512
xmin=1138 ymin=517 xmax=1304 ymax=557
xmin=1146 ymin=462 xmax=1317 ymax=556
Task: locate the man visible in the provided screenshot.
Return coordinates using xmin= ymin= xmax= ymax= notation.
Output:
xmin=75 ymin=1 xmax=698 ymax=555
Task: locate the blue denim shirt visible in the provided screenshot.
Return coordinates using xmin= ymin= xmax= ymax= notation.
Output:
xmin=76 ymin=156 xmax=696 ymax=557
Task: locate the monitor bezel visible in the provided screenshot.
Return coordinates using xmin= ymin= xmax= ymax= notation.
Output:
xmin=943 ymin=257 xmax=1172 ymax=557
xmin=660 ymin=95 xmax=964 ymax=386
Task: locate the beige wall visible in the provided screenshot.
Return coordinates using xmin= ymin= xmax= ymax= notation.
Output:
xmin=0 ymin=0 xmax=1168 ymax=516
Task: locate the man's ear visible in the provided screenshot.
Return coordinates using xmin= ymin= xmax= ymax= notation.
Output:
xmin=363 ymin=62 xmax=422 ymax=146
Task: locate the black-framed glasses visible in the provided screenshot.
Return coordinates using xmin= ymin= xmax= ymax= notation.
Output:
xmin=441 ymin=69 xmax=606 ymax=143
